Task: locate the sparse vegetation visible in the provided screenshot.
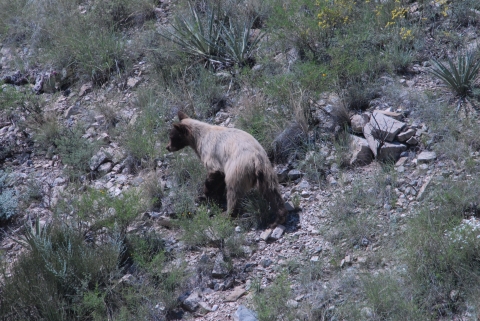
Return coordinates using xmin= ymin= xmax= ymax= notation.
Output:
xmin=1 ymin=0 xmax=480 ymax=319
xmin=0 ymin=171 xmax=17 ymax=223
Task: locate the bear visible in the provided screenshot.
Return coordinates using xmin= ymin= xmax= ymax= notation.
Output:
xmin=166 ymin=111 xmax=287 ymax=227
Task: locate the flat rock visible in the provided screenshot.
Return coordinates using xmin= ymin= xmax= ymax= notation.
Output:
xmin=270 ymin=225 xmax=286 ymax=240
xmin=224 ymin=286 xmax=246 ymax=302
xmin=397 ymin=128 xmax=416 ymax=142
xmin=417 ymin=151 xmax=436 ymax=164
xmin=181 ymin=291 xmax=201 ymax=312
xmin=406 ymin=136 xmax=418 ymax=145
xmin=89 ymin=149 xmax=111 ymax=171
xmin=284 ymin=201 xmax=295 ymax=212
xmin=234 ymin=305 xmax=258 ymax=321
xmin=260 ymin=229 xmax=272 ymax=241
xmin=375 ymin=110 xmax=404 ymax=120
xmin=127 ymin=77 xmax=141 ymax=88
xmin=79 ymin=82 xmax=93 ymax=97
xmin=369 ymin=111 xmax=406 ymax=142
xmin=287 ymin=169 xmax=302 ymax=180
xmin=363 ymin=123 xmax=407 ymax=161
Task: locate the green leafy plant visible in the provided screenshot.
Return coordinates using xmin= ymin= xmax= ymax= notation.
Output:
xmin=430 ymin=52 xmax=480 ymax=111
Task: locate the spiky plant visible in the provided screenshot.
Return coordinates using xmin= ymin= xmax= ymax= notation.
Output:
xmin=221 ymin=19 xmax=264 ymax=68
xmin=161 ymin=3 xmax=225 ymax=66
xmin=429 ymin=52 xmax=480 ymax=112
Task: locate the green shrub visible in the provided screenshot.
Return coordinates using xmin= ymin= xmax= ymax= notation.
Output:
xmin=67 ymin=187 xmax=148 ymax=234
xmin=122 ymin=87 xmax=168 ymax=168
xmin=1 ymin=219 xmax=124 ymax=320
xmin=0 ymin=171 xmax=17 ymax=223
xmin=177 ymin=205 xmax=237 ymax=251
xmin=361 ymin=273 xmax=426 ymax=321
xmin=55 ymin=125 xmax=101 ymax=180
xmin=125 ymin=232 xmax=189 ymax=313
xmin=161 ymin=2 xmax=264 ymax=68
xmin=253 ymin=272 xmax=295 ymax=321
xmin=404 ymin=177 xmax=480 ymax=316
xmin=169 ymin=150 xmax=206 ymax=215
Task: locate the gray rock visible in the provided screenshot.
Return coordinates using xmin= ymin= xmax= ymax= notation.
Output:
xmin=364 ymin=123 xmax=407 ymax=161
xmin=64 ymin=102 xmax=81 ymax=118
xmin=327 ymin=175 xmax=337 ymax=186
xmin=224 ymin=286 xmax=246 ymax=302
xmin=270 ymin=123 xmax=307 ymax=163
xmin=397 ymin=128 xmax=416 ymax=142
xmin=181 ymin=290 xmax=201 ymax=312
xmin=98 ymin=162 xmax=113 ymax=174
xmin=79 ymin=82 xmax=93 ymax=97
xmin=260 ymin=229 xmax=272 ymax=241
xmin=350 ymin=114 xmax=369 ymax=133
xmin=89 ymin=149 xmax=111 ymax=171
xmin=349 ymin=135 xmax=373 ymax=166
xmin=405 ymin=136 xmax=418 ymax=145
xmin=212 ymin=253 xmax=229 ymax=278
xmin=287 ymin=169 xmax=302 ymax=180
xmin=127 ymin=77 xmax=141 ymax=88
xmin=417 ymin=151 xmax=436 ymax=164
xmin=369 ymin=111 xmax=406 ymax=142
xmin=284 ymin=201 xmax=295 ymax=212
xmin=234 ymin=305 xmax=258 ymax=321
xmin=276 ymin=166 xmax=290 ymax=183
xmin=270 ymin=225 xmax=286 ymax=240
xmin=286 ymin=299 xmax=299 ymax=308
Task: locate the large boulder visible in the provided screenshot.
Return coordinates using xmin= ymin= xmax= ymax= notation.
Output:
xmin=270 ymin=122 xmax=307 ymax=163
xmin=349 ymin=135 xmax=373 ymax=166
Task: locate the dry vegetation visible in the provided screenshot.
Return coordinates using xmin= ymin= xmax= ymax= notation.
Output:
xmin=1 ymin=0 xmax=480 ymax=320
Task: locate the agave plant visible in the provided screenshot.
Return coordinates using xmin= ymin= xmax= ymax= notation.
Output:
xmin=429 ymin=52 xmax=480 ymax=100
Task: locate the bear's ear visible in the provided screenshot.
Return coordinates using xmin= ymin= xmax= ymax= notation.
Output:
xmin=178 ymin=111 xmax=189 ymax=121
xmin=173 ymin=123 xmax=190 ymax=136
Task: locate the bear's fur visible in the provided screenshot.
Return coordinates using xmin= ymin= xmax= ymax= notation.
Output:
xmin=166 ymin=111 xmax=287 ymax=227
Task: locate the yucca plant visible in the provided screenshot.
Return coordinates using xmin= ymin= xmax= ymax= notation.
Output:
xmin=161 ymin=3 xmax=225 ymax=66
xmin=429 ymin=52 xmax=480 ymax=112
xmin=222 ymin=19 xmax=264 ymax=68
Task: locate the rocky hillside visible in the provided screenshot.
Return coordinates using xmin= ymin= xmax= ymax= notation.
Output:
xmin=1 ymin=0 xmax=480 ymax=320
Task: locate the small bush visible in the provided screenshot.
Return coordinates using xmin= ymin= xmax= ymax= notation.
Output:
xmin=404 ymin=177 xmax=480 ymax=316
xmin=177 ymin=205 xmax=237 ymax=251
xmin=361 ymin=273 xmax=426 ymax=321
xmin=161 ymin=3 xmax=263 ymax=68
xmin=1 ymin=219 xmax=124 ymax=320
xmin=68 ymin=187 xmax=148 ymax=234
xmin=0 ymin=171 xmax=17 ymax=223
xmin=122 ymin=87 xmax=168 ymax=168
xmin=253 ymin=272 xmax=295 ymax=321
xmin=169 ymin=150 xmax=206 ymax=215
xmin=55 ymin=125 xmax=101 ymax=180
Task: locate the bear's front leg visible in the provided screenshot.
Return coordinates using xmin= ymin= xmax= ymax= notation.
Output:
xmin=203 ymin=171 xmax=226 ymax=208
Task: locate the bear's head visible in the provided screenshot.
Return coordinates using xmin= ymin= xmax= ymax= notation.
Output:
xmin=166 ymin=111 xmax=192 ymax=152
